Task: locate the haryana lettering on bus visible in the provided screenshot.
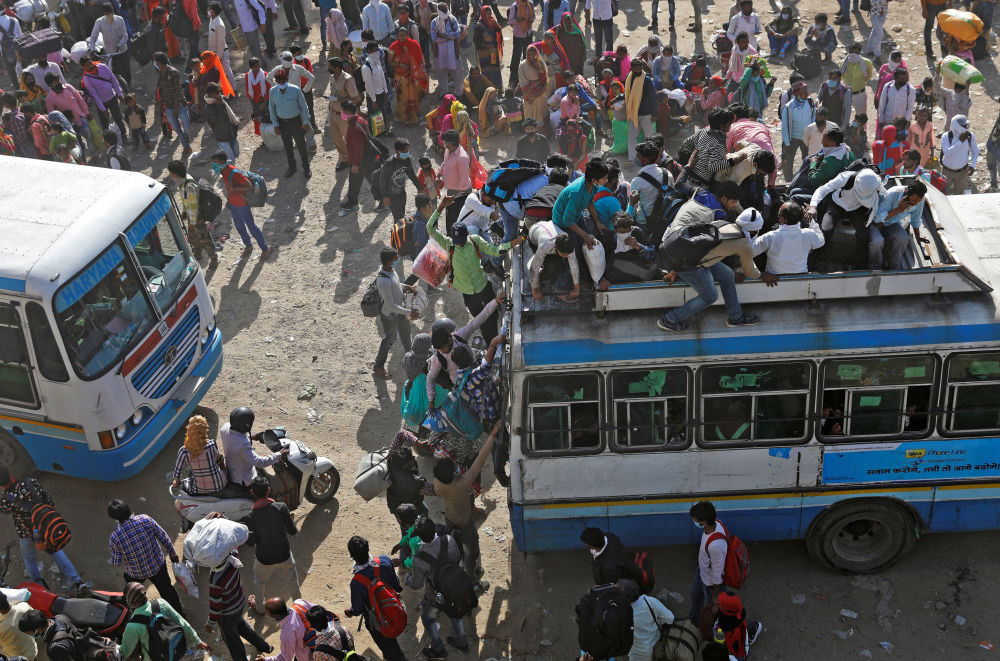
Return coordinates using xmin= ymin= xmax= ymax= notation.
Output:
xmin=718 ymin=370 xmax=771 ymax=391
xmin=54 ymin=244 xmax=125 ymax=313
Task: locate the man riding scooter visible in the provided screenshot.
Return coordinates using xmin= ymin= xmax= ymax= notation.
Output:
xmin=219 ymin=407 xmax=288 ymax=498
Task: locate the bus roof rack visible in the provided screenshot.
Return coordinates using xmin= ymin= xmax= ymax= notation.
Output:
xmin=515 ymin=188 xmax=996 ymax=316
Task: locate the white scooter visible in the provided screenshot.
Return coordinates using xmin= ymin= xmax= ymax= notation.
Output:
xmin=171 ymin=429 xmax=340 ymax=531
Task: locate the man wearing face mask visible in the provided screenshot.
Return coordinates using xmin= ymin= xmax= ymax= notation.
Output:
xmin=817 ymin=69 xmax=851 ymax=130
xmin=765 ymin=6 xmax=799 ymax=58
xmin=44 ymin=73 xmax=91 ymax=154
xmin=362 ymin=0 xmax=394 ymax=45
xmin=579 ymin=527 xmax=642 ymax=586
xmin=267 ymin=69 xmax=312 ymax=178
xmin=432 ymin=1 xmax=462 ymax=95
xmin=840 ymin=43 xmax=874 ymax=116
xmin=727 ymin=0 xmax=763 ymax=47
xmin=877 ymin=67 xmax=915 ymax=133
xmin=939 ymin=115 xmax=979 ymax=195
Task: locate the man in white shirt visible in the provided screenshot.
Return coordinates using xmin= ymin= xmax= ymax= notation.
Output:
xmin=362 ymin=0 xmax=394 ymax=44
xmin=361 ymin=41 xmax=392 ymax=135
xmin=807 ymin=168 xmax=885 ymax=268
xmin=22 ymin=55 xmax=65 ymax=93
xmin=752 ymin=201 xmax=824 ymax=281
xmin=939 ymin=114 xmax=979 ymax=195
xmin=726 ymin=0 xmax=763 ymax=46
xmin=207 ymin=2 xmax=237 ymax=95
xmin=455 ymin=189 xmax=499 ymax=237
xmin=89 ymin=3 xmax=131 ymax=84
xmin=802 ymin=107 xmax=838 ymax=156
xmin=877 ymin=67 xmax=915 ymax=129
xmin=584 ymin=0 xmax=615 ymax=55
xmin=527 ymin=221 xmax=580 ymax=299
xmin=0 ymin=12 xmax=22 ymax=87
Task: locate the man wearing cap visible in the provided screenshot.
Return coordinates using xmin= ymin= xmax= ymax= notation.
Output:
xmin=327 ymin=57 xmax=361 ymax=169
xmin=267 ymin=68 xmax=312 ymax=178
xmin=939 ymin=115 xmax=979 ymax=195
xmin=120 ymin=583 xmax=209 ymax=661
xmin=807 ymin=168 xmax=887 ymax=268
xmin=780 ymin=80 xmax=815 ymax=183
xmin=426 ymin=196 xmax=523 ymax=345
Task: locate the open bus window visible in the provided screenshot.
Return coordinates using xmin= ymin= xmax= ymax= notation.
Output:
xmin=611 ymin=369 xmax=688 ymax=449
xmin=526 ymin=373 xmax=601 ymax=451
xmin=820 ymin=356 xmax=935 ymax=439
xmin=25 ymin=302 xmax=69 ymax=383
xmin=0 ymin=304 xmax=38 ymax=407
xmin=700 ymin=362 xmax=811 ymax=444
xmin=53 ymin=243 xmax=156 ymax=380
xmin=946 ymin=352 xmax=1000 ymax=432
xmin=125 ymin=196 xmax=197 ymax=311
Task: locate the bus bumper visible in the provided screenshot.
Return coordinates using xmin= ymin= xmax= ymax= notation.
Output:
xmin=26 ymin=329 xmax=224 ymax=481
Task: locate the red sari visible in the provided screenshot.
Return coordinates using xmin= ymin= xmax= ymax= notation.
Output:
xmin=389 ymin=37 xmax=429 ymax=124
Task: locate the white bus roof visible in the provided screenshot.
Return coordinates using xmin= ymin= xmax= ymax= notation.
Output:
xmin=0 ymin=157 xmax=165 ymax=300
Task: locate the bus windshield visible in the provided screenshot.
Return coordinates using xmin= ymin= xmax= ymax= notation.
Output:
xmin=54 ymin=243 xmax=156 ymax=380
xmin=124 ymin=194 xmax=197 ymax=311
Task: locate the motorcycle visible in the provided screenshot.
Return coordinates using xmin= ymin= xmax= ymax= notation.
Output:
xmin=171 ymin=429 xmax=340 ymax=530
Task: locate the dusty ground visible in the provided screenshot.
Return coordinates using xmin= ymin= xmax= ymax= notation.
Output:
xmin=7 ymin=0 xmax=1000 ymax=658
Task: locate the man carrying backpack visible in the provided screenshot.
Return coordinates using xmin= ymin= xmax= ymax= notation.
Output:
xmin=168 ymin=160 xmax=219 ymax=269
xmin=344 ymin=536 xmax=405 ymax=661
xmin=405 ymin=516 xmax=472 ymax=659
xmin=120 ymin=583 xmax=209 ymax=661
xmin=688 ymin=501 xmax=761 ymax=648
xmin=213 ymin=151 xmax=272 ymax=262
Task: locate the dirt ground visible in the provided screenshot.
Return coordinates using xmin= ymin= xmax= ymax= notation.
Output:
xmin=8 ymin=0 xmax=1000 ymax=658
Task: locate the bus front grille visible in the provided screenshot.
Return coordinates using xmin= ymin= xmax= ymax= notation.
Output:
xmin=130 ymin=306 xmax=201 ymax=399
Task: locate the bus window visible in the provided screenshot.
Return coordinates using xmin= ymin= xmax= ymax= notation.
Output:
xmin=945 ymin=352 xmax=1000 ymax=432
xmin=611 ymin=369 xmax=688 ymax=449
xmin=820 ymin=356 xmax=935 ymax=439
xmin=0 ymin=304 xmax=39 ymax=407
xmin=125 ymin=197 xmax=197 ymax=311
xmin=25 ymin=302 xmax=69 ymax=383
xmin=53 ymin=243 xmax=157 ymax=380
xmin=526 ymin=373 xmax=601 ymax=452
xmin=700 ymin=362 xmax=811 ymax=444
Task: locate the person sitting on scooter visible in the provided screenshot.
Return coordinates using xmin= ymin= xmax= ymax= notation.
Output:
xmin=219 ymin=407 xmax=288 ymax=498
xmin=172 ymin=414 xmax=227 ymax=496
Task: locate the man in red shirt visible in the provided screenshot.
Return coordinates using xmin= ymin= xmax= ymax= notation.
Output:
xmin=182 ymin=0 xmax=203 ymax=62
xmin=339 ymin=99 xmax=378 ymax=215
xmin=212 ymin=151 xmax=272 ymax=261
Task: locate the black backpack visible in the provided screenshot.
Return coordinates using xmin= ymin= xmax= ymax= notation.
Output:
xmin=390 ymin=214 xmax=420 ymax=257
xmin=576 ymin=584 xmax=634 ymax=660
xmin=417 ymin=536 xmax=478 ymax=618
xmin=793 ymin=51 xmax=822 ymax=79
xmin=129 ymin=27 xmax=154 ymax=66
xmin=360 ymin=272 xmax=389 ymax=318
xmin=524 ymin=183 xmax=565 ymax=220
xmin=52 ymin=624 xmax=122 ymax=661
xmin=656 ymin=220 xmax=725 ymax=272
xmin=107 ymin=145 xmax=132 ymax=171
xmin=844 ymin=157 xmax=882 ymax=177
xmin=196 ymin=181 xmax=224 ymax=223
xmin=482 ymin=159 xmax=546 ymax=204
xmin=168 ymin=0 xmax=195 ymax=38
xmin=129 ymin=602 xmax=187 ymax=661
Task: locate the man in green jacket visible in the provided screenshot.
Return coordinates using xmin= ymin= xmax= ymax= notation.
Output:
xmin=120 ymin=583 xmax=209 ymax=661
xmin=426 ymin=196 xmax=524 ymax=342
xmin=789 ymin=126 xmax=854 ymax=203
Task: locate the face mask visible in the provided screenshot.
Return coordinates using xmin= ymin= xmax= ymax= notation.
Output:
xmin=294 ymin=55 xmax=303 ymax=61
xmin=781 ymin=11 xmax=790 ymax=18
xmin=399 ymin=151 xmax=410 ymax=158
xmin=846 ymin=53 xmax=861 ymax=63
xmin=828 ymin=79 xmax=839 ymax=88
xmin=694 ymin=520 xmax=705 ymax=529
xmin=211 ymin=162 xmax=224 ymax=174
xmin=281 ymin=60 xmax=293 ymax=69
xmin=277 ymin=83 xmax=288 ymax=90
xmin=205 ymin=97 xmax=217 ymax=104
xmin=589 ymin=548 xmax=601 ymax=558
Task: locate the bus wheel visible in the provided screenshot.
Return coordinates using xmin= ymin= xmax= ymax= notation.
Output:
xmin=0 ymin=431 xmax=34 ymax=476
xmin=806 ymin=499 xmax=918 ymax=574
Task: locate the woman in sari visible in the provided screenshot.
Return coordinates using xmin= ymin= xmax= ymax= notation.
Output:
xmin=473 ymin=7 xmax=503 ymax=89
xmin=389 ymin=27 xmax=429 ymax=124
xmin=532 ymin=32 xmax=569 ymax=95
xmin=478 ymin=86 xmax=509 ymax=137
xmin=454 ymin=109 xmax=486 ymax=188
xmin=20 ymin=73 xmax=46 ymax=110
xmin=200 ymin=50 xmax=236 ymax=98
xmin=550 ymin=12 xmax=586 ymax=75
xmin=440 ymin=100 xmax=479 ymax=155
xmin=426 ymin=93 xmax=457 ymax=136
xmin=519 ymin=44 xmax=549 ymax=128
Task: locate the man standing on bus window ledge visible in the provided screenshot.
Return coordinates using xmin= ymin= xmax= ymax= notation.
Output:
xmin=212 ymin=151 xmax=272 ymax=262
xmin=168 ymin=159 xmax=219 ymax=270
xmin=0 ymin=468 xmax=86 ymax=596
xmin=688 ymin=501 xmax=763 ymax=645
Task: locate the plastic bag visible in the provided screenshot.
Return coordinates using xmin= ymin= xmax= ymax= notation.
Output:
xmin=1 ymin=587 xmax=30 ymax=604
xmin=401 ymin=375 xmax=450 ymax=427
xmin=182 ymin=518 xmax=249 ymax=569
xmin=354 ymin=450 xmax=390 ymax=501
xmin=403 ymin=288 xmax=428 ymax=316
xmin=370 ymin=111 xmax=386 ymax=136
xmin=939 ymin=55 xmax=985 ymax=86
xmin=172 ymin=561 xmax=199 ymax=598
xmin=583 ymin=241 xmax=606 ymax=283
xmin=412 ymin=239 xmax=451 ymax=287
xmin=937 ymin=9 xmax=983 ymax=43
xmin=611 ymin=119 xmax=629 ymax=155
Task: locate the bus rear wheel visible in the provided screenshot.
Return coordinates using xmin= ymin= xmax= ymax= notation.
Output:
xmin=806 ymin=499 xmax=918 ymax=574
xmin=0 ymin=431 xmax=34 ymax=477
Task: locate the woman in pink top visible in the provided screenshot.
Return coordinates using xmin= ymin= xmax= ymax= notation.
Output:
xmin=45 ymin=79 xmax=90 ymax=120
xmin=727 ymin=115 xmax=777 ymax=186
xmin=559 ymin=85 xmax=581 ymax=122
xmin=909 ymin=106 xmax=935 ymax=166
xmin=440 ymin=129 xmax=472 ymax=193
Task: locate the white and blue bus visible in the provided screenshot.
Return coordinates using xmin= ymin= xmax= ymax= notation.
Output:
xmin=0 ymin=158 xmax=222 ymax=481
xmin=505 ymin=184 xmax=1000 ymax=572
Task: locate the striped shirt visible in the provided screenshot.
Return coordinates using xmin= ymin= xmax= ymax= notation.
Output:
xmin=178 ymin=176 xmax=202 ymax=225
xmin=110 ymin=514 xmax=175 ymax=579
xmin=172 ymin=441 xmax=226 ymax=494
xmin=208 ymin=554 xmax=245 ymax=621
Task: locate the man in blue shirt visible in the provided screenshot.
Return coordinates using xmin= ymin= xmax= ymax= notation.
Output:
xmin=551 ymin=159 xmax=611 ymax=249
xmin=869 ymin=179 xmax=927 ymax=270
xmin=268 ymin=69 xmax=312 ymax=178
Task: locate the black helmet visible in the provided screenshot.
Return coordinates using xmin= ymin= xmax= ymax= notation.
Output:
xmin=229 ymin=407 xmax=255 ymax=434
xmin=431 ymin=318 xmax=456 ymax=350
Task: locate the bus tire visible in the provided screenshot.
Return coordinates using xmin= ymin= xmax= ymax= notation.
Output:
xmin=806 ymin=498 xmax=918 ymax=574
xmin=0 ymin=430 xmax=34 ymax=476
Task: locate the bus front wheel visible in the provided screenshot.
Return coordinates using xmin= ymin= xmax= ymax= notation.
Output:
xmin=806 ymin=499 xmax=918 ymax=574
xmin=0 ymin=431 xmax=34 ymax=477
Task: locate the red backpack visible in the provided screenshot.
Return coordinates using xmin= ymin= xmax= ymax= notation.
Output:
xmin=352 ymin=564 xmax=407 ymax=638
xmin=703 ymin=523 xmax=750 ymax=590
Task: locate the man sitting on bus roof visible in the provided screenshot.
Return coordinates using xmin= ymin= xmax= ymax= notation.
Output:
xmin=751 ymin=201 xmax=825 ymax=284
xmin=806 ymin=168 xmax=886 ymax=270
xmin=869 ymin=179 xmax=928 ymax=270
xmin=551 ymin=159 xmax=611 ymax=250
xmin=527 ymin=221 xmax=580 ymax=300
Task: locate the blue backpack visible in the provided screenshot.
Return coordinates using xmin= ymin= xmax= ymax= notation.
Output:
xmin=483 ymin=159 xmax=546 ymax=204
xmin=129 ymin=601 xmax=187 ymax=661
xmin=435 ymin=370 xmax=483 ymax=440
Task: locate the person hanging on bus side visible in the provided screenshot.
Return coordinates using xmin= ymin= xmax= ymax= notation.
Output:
xmin=451 ymin=337 xmax=510 ymax=486
xmin=688 ymin=502 xmax=762 ymax=647
xmin=527 ymin=222 xmax=580 ymax=300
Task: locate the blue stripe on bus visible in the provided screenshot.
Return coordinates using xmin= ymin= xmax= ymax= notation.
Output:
xmin=149 ymin=343 xmax=198 ymax=399
xmin=0 ymin=277 xmax=26 ymax=293
xmin=522 ymin=323 xmax=1000 ymax=366
xmin=131 ymin=307 xmax=200 ymax=387
xmin=510 ymin=485 xmax=1000 ymax=552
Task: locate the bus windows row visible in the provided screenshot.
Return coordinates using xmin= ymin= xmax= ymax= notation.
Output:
xmin=521 ymin=351 xmax=1000 ymax=453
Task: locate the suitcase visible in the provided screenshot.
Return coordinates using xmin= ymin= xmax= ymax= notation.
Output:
xmin=15 ymin=28 xmax=62 ymax=59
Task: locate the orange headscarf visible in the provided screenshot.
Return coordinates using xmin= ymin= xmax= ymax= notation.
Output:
xmin=199 ymin=50 xmax=235 ymax=97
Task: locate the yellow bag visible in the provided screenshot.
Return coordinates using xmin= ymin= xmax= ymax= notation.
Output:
xmin=57 ymin=12 xmax=71 ymax=34
xmin=370 ymin=111 xmax=386 ymax=136
xmin=936 ymin=9 xmax=984 ymax=43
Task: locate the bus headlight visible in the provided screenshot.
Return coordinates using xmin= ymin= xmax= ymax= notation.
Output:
xmin=131 ymin=410 xmax=144 ymax=425
xmin=115 ymin=424 xmax=128 ymax=440
xmin=200 ymin=328 xmax=209 ymax=344
xmin=207 ymin=316 xmax=216 ymax=332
